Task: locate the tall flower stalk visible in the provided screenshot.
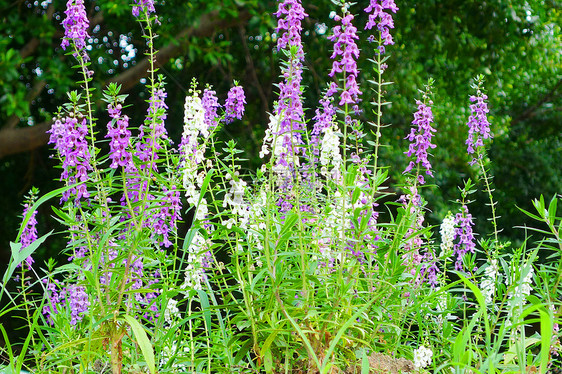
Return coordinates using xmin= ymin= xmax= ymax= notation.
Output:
xmin=364 ymin=0 xmax=398 ymax=175
xmin=466 ymin=75 xmax=498 ymax=251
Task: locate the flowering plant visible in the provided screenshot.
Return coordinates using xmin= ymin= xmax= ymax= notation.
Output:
xmin=2 ymin=1 xmax=561 ymax=373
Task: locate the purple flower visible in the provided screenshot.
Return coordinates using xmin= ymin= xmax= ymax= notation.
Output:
xmin=268 ymin=0 xmax=308 ymax=212
xmin=311 ymin=94 xmax=336 ymax=159
xmin=42 ymin=279 xmax=63 ymax=326
xmin=19 ymin=203 xmax=38 ymax=269
xmin=403 ymin=100 xmax=436 ymax=183
xmin=136 ymin=86 xmax=169 ymax=171
xmin=61 ymin=0 xmax=90 ymax=61
xmin=202 ymin=88 xmax=220 ymax=129
xmin=466 ymin=93 xmax=492 ymax=165
xmin=453 ymin=205 xmax=476 ymax=272
xmin=328 ymin=13 xmax=362 ymax=106
xmin=42 ymin=282 xmax=90 ymax=326
xmin=223 ymin=86 xmax=246 ymax=124
xmin=364 ymin=0 xmax=399 ymax=54
xmin=67 ymin=285 xmax=90 ymax=325
xmin=48 ymin=116 xmax=92 ymax=203
xmin=274 ymin=0 xmax=308 ymax=59
xmin=151 ymin=185 xmax=182 ymax=247
xmin=420 ymin=248 xmax=439 ymax=288
xmin=132 ymin=0 xmax=155 ymax=18
xmin=106 ymin=103 xmax=134 ymax=171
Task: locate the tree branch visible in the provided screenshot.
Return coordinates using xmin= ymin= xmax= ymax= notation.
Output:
xmin=511 ymin=78 xmax=561 ymax=126
xmin=106 ymin=9 xmax=251 ymax=92
xmin=0 ymin=122 xmax=51 ymax=159
xmin=0 ymin=8 xmax=252 ymax=159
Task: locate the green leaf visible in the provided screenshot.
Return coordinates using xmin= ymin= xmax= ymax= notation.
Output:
xmin=3 ymin=232 xmax=51 ymax=286
xmin=120 ymin=315 xmax=155 ymax=374
xmin=197 ymin=289 xmax=212 ymax=335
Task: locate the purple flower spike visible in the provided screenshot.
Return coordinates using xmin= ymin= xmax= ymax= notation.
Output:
xmin=19 ymin=203 xmax=38 ymax=269
xmin=106 ymin=103 xmax=135 ymax=171
xmin=453 ymin=205 xmax=476 ymax=272
xmin=274 ymin=0 xmax=308 ymax=59
xmin=152 ymin=185 xmax=182 ymax=247
xmin=48 ymin=116 xmax=92 ymax=203
xmin=311 ymin=95 xmax=336 ymax=159
xmin=328 ymin=13 xmax=362 ymax=106
xmin=466 ymin=93 xmax=493 ymax=165
xmin=136 ymin=86 xmax=169 ymax=171
xmin=364 ymin=0 xmax=399 ymax=53
xmin=403 ymin=100 xmax=436 ymax=183
xmin=132 ymin=0 xmax=156 ymax=18
xmin=224 ymin=86 xmax=246 ymax=124
xmin=68 ymin=285 xmax=90 ymax=325
xmin=202 ymin=88 xmax=221 ymax=129
xmin=61 ymin=0 xmax=90 ymax=61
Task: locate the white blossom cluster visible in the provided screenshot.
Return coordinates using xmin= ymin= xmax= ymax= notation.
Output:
xmin=259 ymin=113 xmax=282 ymax=159
xmin=181 ymin=92 xmax=212 ymax=223
xmin=260 ymin=113 xmax=299 ymax=183
xmin=480 ymin=259 xmax=499 ymax=305
xmin=439 ymin=214 xmax=455 ymax=255
xmin=244 ymin=188 xmax=267 ymax=259
xmin=413 ymin=344 xmax=433 ymax=370
xmin=314 ymin=190 xmax=349 ymax=266
xmin=319 ymin=124 xmax=342 ymax=178
xmin=223 ymin=171 xmax=249 ymax=230
xmin=181 ymin=232 xmax=210 ymax=292
xmin=183 ymin=95 xmax=207 ymax=138
xmin=164 ymin=298 xmax=179 ymax=326
xmin=159 ymin=340 xmax=191 ymax=370
xmin=506 ymin=264 xmax=534 ymax=310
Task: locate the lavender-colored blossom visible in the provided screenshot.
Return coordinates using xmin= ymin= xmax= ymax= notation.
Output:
xmin=136 ymin=86 xmax=168 ymax=171
xmin=403 ymin=100 xmax=436 ymax=184
xmin=453 ymin=205 xmax=476 ymax=272
xmin=466 ymin=93 xmax=492 ymax=165
xmin=67 ymin=285 xmax=90 ymax=325
xmin=48 ymin=116 xmax=92 ymax=203
xmin=274 ymin=0 xmax=307 ymax=58
xmin=364 ymin=0 xmax=399 ymax=53
xmin=272 ymin=0 xmax=307 ymax=150
xmin=266 ymin=0 xmax=308 ymax=212
xmin=399 ymin=186 xmax=424 ymax=276
xmin=328 ymin=13 xmax=362 ymax=106
xmin=311 ymin=94 xmax=336 ymax=159
xmin=42 ymin=282 xmax=89 ymax=326
xmin=420 ymin=248 xmax=439 ymax=288
xmin=19 ymin=203 xmax=38 ymax=269
xmin=151 ymin=185 xmax=182 ymax=247
xmin=61 ymin=0 xmax=90 ymax=60
xmin=106 ymin=103 xmax=134 ymax=171
xmin=42 ymin=280 xmax=63 ymax=326
xmin=223 ymin=86 xmax=246 ymax=124
xmin=132 ymin=0 xmax=155 ymax=18
xmin=202 ymin=88 xmax=220 ymax=129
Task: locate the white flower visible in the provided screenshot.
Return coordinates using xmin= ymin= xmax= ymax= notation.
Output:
xmin=506 ymin=264 xmax=534 ymax=309
xmin=260 ymin=113 xmax=282 ymax=158
xmin=159 ymin=340 xmax=191 ymax=370
xmin=439 ymin=214 xmax=456 ymax=255
xmin=181 ymin=232 xmax=211 ymax=292
xmin=413 ymin=345 xmax=433 ymax=370
xmin=164 ymin=298 xmax=179 ymax=325
xmin=183 ymin=95 xmax=206 ymax=138
xmin=319 ymin=125 xmax=341 ymax=165
xmin=480 ymin=259 xmax=499 ymax=305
